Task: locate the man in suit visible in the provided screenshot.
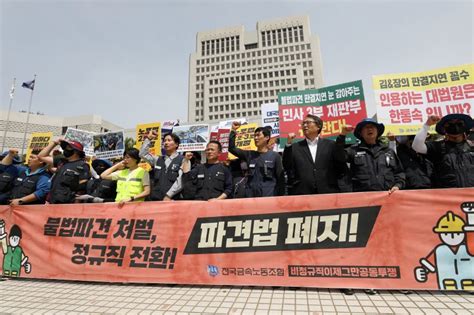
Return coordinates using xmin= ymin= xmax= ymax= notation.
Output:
xmin=283 ymin=114 xmax=346 ymax=195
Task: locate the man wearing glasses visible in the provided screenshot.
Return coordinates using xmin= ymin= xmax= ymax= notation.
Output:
xmin=282 ymin=114 xmax=346 ymax=195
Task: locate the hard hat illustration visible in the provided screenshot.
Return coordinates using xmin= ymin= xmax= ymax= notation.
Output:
xmin=433 ymin=211 xmax=465 ymax=233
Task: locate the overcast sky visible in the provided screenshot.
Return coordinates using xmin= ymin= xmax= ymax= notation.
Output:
xmin=1 ymin=0 xmax=472 ymax=129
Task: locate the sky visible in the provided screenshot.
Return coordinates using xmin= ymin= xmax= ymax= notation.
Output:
xmin=1 ymin=0 xmax=473 ymax=129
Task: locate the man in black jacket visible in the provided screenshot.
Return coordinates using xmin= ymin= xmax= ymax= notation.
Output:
xmin=412 ymin=113 xmax=474 ymax=188
xmin=182 ymin=141 xmax=232 ymax=200
xmin=335 ymin=118 xmax=405 ymax=193
xmin=283 ymin=114 xmax=346 ymax=195
xmin=229 ymin=123 xmax=284 ymax=197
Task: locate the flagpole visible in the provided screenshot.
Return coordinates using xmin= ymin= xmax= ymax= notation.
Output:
xmin=1 ymin=78 xmax=16 ymax=152
xmin=21 ymin=74 xmax=37 ymax=155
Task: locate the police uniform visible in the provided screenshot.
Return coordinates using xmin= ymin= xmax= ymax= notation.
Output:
xmin=182 ymin=163 xmax=232 ymax=200
xmin=49 ymin=160 xmax=90 ymax=204
xmin=229 ymin=131 xmax=285 ymax=197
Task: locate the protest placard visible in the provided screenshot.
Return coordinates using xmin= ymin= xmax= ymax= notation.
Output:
xmin=373 ymin=64 xmax=474 ymax=135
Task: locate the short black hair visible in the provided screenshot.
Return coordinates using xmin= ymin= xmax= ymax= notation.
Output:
xmin=124 ymin=148 xmax=140 ymax=163
xmin=208 ymin=140 xmax=222 ymax=152
xmin=10 ymin=225 xmax=22 ymax=238
xmin=255 ymin=127 xmax=271 ymax=139
xmin=306 ymin=114 xmax=323 ymax=129
xmin=164 ymin=133 xmax=180 ymax=147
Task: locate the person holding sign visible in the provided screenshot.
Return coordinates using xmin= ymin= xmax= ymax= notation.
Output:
xmin=139 ymin=131 xmax=184 ymax=201
xmin=335 ymin=118 xmax=405 ymax=193
xmin=100 ymin=148 xmax=150 ymax=207
xmin=0 ymin=149 xmax=51 ymax=205
xmin=229 ymin=122 xmax=284 ymax=197
xmin=412 ymin=114 xmax=474 ymax=188
xmin=282 ymin=114 xmax=347 ymax=195
xmin=182 ymin=141 xmax=232 ymax=200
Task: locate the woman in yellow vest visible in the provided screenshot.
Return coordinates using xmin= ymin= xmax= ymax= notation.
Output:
xmin=101 ymin=148 xmax=150 ymax=207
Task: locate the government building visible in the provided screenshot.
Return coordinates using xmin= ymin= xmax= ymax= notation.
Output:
xmin=188 ymin=15 xmax=324 ymax=123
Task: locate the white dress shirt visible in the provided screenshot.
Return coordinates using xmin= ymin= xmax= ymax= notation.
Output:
xmin=306 ymin=136 xmax=319 ymax=162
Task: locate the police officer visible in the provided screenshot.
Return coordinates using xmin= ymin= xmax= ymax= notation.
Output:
xmin=0 ymin=149 xmax=51 ymax=205
xmin=229 ymin=122 xmax=285 ymax=197
xmin=139 ymin=131 xmax=183 ymax=201
xmin=412 ymin=114 xmax=474 ymax=188
xmin=182 ymin=141 xmax=232 ymax=200
xmin=335 ymin=118 xmax=405 ymax=193
xmin=40 ymin=138 xmax=90 ymax=204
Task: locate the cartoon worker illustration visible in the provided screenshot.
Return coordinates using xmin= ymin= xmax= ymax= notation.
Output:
xmin=414 ymin=202 xmax=474 ymax=290
xmin=464 ymin=202 xmax=474 ymax=256
xmin=0 ymin=219 xmax=31 ymax=277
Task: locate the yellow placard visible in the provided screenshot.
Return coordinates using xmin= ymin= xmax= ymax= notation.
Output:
xmin=228 ymin=123 xmax=259 ymax=160
xmin=134 ymin=122 xmax=162 ymax=156
xmin=25 ymin=132 xmax=53 ymax=163
xmin=373 ymin=64 xmax=474 ymax=91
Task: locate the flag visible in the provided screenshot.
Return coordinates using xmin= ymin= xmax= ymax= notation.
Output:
xmin=9 ymin=81 xmax=15 ymax=99
xmin=22 ymin=79 xmax=35 ymax=90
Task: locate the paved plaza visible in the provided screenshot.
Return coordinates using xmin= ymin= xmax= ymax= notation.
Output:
xmin=0 ymin=278 xmax=473 ymax=314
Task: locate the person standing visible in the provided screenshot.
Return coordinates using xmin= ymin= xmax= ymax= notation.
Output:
xmin=182 ymin=141 xmax=232 ymax=200
xmin=228 ymin=123 xmax=284 ymax=197
xmin=40 ymin=139 xmax=90 ymax=204
xmin=101 ymin=148 xmax=150 ymax=207
xmin=335 ymin=118 xmax=405 ymax=193
xmin=140 ymin=132 xmax=184 ymax=200
xmin=283 ymin=114 xmax=347 ymax=195
xmin=412 ymin=114 xmax=474 ymax=188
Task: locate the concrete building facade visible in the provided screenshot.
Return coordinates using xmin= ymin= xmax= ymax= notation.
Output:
xmin=188 ymin=15 xmax=324 ymax=123
xmin=0 ymin=110 xmax=123 ymax=153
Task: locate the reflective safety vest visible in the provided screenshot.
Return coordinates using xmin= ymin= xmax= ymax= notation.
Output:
xmin=115 ymin=168 xmax=146 ymax=202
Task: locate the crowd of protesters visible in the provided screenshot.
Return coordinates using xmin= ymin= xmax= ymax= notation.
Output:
xmin=0 ymin=113 xmax=473 ymax=207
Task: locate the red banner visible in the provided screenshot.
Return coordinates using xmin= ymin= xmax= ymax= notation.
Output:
xmin=1 ymin=189 xmax=473 ymax=290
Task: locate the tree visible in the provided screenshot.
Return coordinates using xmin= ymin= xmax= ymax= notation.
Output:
xmin=124 ymin=137 xmax=136 ymax=150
